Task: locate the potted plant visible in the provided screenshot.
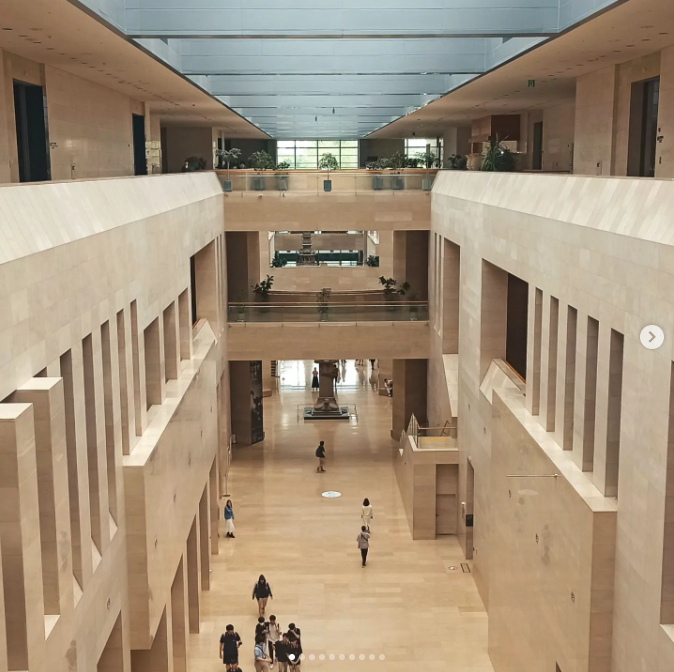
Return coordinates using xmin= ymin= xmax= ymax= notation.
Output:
xmin=318 ymin=153 xmax=339 ymax=192
xmin=252 ymin=274 xmax=274 ymax=300
xmin=235 ymin=291 xmax=247 ymax=321
xmin=316 ymin=288 xmax=331 ymax=322
xmin=446 ymin=154 xmax=467 ymax=170
xmin=218 ymin=148 xmax=241 ymax=192
xmin=367 ymin=158 xmax=388 ymax=190
xmin=388 ymin=151 xmax=406 ymax=190
xmin=275 ymin=161 xmax=291 ymax=191
xmin=365 ymin=255 xmax=379 ymax=267
xmin=271 ymin=252 xmax=287 ymax=268
xmin=480 ymin=135 xmax=516 ymax=172
xmin=416 ymin=150 xmax=437 ymax=191
xmin=249 ymin=150 xmax=274 ymax=190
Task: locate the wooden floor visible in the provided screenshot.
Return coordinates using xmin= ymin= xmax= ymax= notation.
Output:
xmin=187 ymin=362 xmax=493 ymax=671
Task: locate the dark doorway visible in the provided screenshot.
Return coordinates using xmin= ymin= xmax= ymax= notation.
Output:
xmin=132 ymin=114 xmax=147 ymax=176
xmin=532 ymin=121 xmax=543 ymax=171
xmin=189 ymin=255 xmax=197 ymax=325
xmin=627 ymin=77 xmax=660 ymax=177
xmin=505 ymin=273 xmax=529 ymax=380
xmin=216 ymin=136 xmax=223 ymax=168
xmin=13 ymin=80 xmax=50 ymax=182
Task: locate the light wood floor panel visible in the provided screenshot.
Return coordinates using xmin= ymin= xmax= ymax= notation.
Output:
xmin=188 ymin=367 xmax=492 ymax=671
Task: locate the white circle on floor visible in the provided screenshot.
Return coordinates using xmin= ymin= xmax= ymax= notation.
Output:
xmin=322 ymin=491 xmax=342 ymax=498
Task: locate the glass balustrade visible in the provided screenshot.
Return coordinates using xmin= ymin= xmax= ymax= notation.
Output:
xmin=216 ymin=170 xmax=439 ymax=194
xmin=228 ymin=301 xmax=428 ymax=323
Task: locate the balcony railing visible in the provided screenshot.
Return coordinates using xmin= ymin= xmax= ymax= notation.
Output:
xmin=407 ymin=414 xmax=457 ymax=449
xmin=216 ymin=169 xmax=439 ymax=194
xmin=228 ymin=301 xmax=428 ymax=323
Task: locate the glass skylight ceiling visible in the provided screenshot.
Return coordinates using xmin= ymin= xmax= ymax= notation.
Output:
xmin=80 ymin=0 xmax=623 ymax=139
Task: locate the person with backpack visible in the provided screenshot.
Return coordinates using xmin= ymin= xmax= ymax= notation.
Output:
xmin=315 ymin=440 xmax=326 ymax=472
xmin=357 ymin=525 xmax=370 ymax=567
xmin=286 ymin=631 xmax=302 ymax=670
xmin=267 ymin=616 xmax=281 ymax=667
xmin=252 ymin=575 xmax=273 ymax=617
xmin=254 ymin=632 xmax=271 ymax=672
xmin=219 ymin=624 xmax=242 ymax=670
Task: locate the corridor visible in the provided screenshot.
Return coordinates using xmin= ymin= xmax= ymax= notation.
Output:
xmin=188 ymin=362 xmax=493 ymax=671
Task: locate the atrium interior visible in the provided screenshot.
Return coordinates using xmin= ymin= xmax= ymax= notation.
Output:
xmin=1 ymin=1 xmax=674 ymax=672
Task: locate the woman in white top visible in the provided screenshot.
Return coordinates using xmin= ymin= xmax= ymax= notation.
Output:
xmin=361 ymin=498 xmax=373 ymax=533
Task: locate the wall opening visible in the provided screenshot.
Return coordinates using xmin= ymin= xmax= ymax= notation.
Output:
xmin=59 ymin=350 xmax=84 ymax=587
xmin=143 ymin=317 xmax=162 ymax=410
xmin=505 ymin=273 xmax=529 ymax=381
xmin=627 ymin=76 xmax=660 ymax=178
xmin=116 ymin=310 xmax=131 ymax=456
xmin=130 ymin=300 xmax=143 ymax=436
xmin=13 ymin=80 xmax=50 ymax=182
xmin=82 ymin=333 xmax=103 ymax=552
xmin=187 ymin=516 xmax=200 ymax=633
xmin=661 ymin=361 xmax=674 ymax=624
xmin=532 ymin=121 xmax=543 ymax=170
xmin=162 ymin=301 xmax=178 ymax=382
xmin=190 ymin=255 xmax=197 ymax=325
xmin=100 ymin=321 xmax=118 ymax=524
xmin=178 ymin=288 xmax=191 ymax=360
xmin=561 ymin=306 xmax=578 ymax=450
xmin=543 ymin=296 xmax=559 ymax=431
xmin=442 ymin=239 xmax=460 ymax=355
xmin=132 ymin=113 xmax=147 ymax=176
xmin=97 ymin=613 xmax=124 ymax=672
xmin=530 ymin=288 xmax=543 ymax=415
xmin=605 ymin=329 xmax=624 ymax=498
xmin=578 ymin=316 xmax=599 ymax=471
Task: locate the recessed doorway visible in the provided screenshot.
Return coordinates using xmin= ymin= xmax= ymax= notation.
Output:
xmin=13 ymin=80 xmax=51 ymax=182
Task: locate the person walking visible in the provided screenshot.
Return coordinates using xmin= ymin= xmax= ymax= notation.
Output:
xmin=254 ymin=633 xmax=271 ymax=672
xmin=224 ymin=499 xmax=235 ymax=538
xmin=268 ymin=616 xmax=281 ymax=667
xmin=361 ymin=498 xmax=373 ymax=533
xmin=219 ymin=624 xmax=242 ymax=670
xmin=252 ymin=575 xmax=273 ymax=617
xmin=311 ymin=367 xmax=319 ymax=391
xmin=357 ymin=526 xmax=370 ymax=567
xmin=315 ymin=441 xmax=326 ymax=473
xmin=275 ymin=633 xmax=290 ymax=672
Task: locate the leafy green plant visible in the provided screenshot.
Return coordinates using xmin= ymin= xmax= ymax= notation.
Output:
xmin=271 ymin=252 xmax=286 ymax=268
xmin=316 ymin=288 xmax=331 ymax=319
xmin=379 ymin=276 xmax=398 ymax=294
xmin=275 ymin=161 xmax=291 ymax=171
xmin=218 ymin=148 xmax=241 ymax=174
xmin=387 ymin=151 xmax=406 ymax=171
xmin=445 ymin=154 xmax=467 ymax=170
xmin=318 ymin=153 xmax=339 ymax=177
xmin=480 ymin=136 xmax=516 ymax=172
xmin=415 ymin=150 xmax=437 ymax=169
xmin=366 ymin=255 xmax=380 ymax=267
xmin=252 ymin=274 xmax=274 ymax=298
xmin=398 ymin=281 xmax=411 ymax=296
xmin=404 ymin=156 xmax=420 ymax=168
xmin=248 ymin=150 xmax=275 ymax=171
xmin=366 ymin=158 xmax=389 ymax=170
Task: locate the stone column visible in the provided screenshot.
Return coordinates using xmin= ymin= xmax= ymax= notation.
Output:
xmin=391 ymin=359 xmax=428 ymax=439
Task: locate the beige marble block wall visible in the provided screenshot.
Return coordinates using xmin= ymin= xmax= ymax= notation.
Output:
xmin=574 ymin=66 xmax=617 ymax=176
xmin=431 ymin=170 xmax=674 ymax=671
xmin=657 ymin=46 xmax=674 ymax=178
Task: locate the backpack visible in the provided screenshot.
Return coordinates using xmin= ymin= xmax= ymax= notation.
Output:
xmin=315 ymin=446 xmax=322 ymax=457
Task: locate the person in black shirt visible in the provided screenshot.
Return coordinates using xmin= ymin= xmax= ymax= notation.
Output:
xmin=252 ymin=574 xmax=273 ymax=617
xmin=315 ymin=441 xmax=326 ymax=472
xmin=220 ymin=624 xmax=242 ymax=670
xmin=286 ymin=631 xmax=302 ymax=670
xmin=275 ymin=633 xmax=290 ymax=672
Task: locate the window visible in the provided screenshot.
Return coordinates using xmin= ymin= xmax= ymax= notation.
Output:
xmin=276 ymin=140 xmax=359 ymax=169
xmin=405 ymin=137 xmax=443 ymax=163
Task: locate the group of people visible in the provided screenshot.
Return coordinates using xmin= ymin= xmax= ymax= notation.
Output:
xmin=358 ymin=498 xmax=373 ymax=567
xmin=220 ymin=575 xmax=303 ymax=671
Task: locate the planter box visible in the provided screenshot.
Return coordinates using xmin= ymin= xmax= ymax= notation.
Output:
xmin=253 ymin=175 xmax=266 ymax=191
xmin=277 ymin=175 xmax=288 ymax=191
xmin=392 ymin=175 xmax=404 ymax=190
xmin=223 ymin=180 xmax=233 ymax=192
xmin=323 ymin=179 xmax=332 ymax=192
xmin=372 ymin=175 xmax=384 ymax=190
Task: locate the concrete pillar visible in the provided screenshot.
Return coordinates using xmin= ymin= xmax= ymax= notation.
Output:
xmin=198 ymin=486 xmax=210 ymax=590
xmin=393 ymin=230 xmax=429 ymax=300
xmin=11 ymin=378 xmax=73 ymax=619
xmin=230 ymin=361 xmax=254 ymax=446
xmin=186 ymin=516 xmax=200 ymax=634
xmin=391 ymin=359 xmax=428 ymax=439
xmin=226 ymin=232 xmax=261 ymax=302
xmin=163 ymin=301 xmax=180 ymax=381
xmin=170 ymin=558 xmax=187 ymax=672
xmin=0 ymin=404 xmax=46 ymax=671
xmin=131 ymin=607 xmax=171 ymax=672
